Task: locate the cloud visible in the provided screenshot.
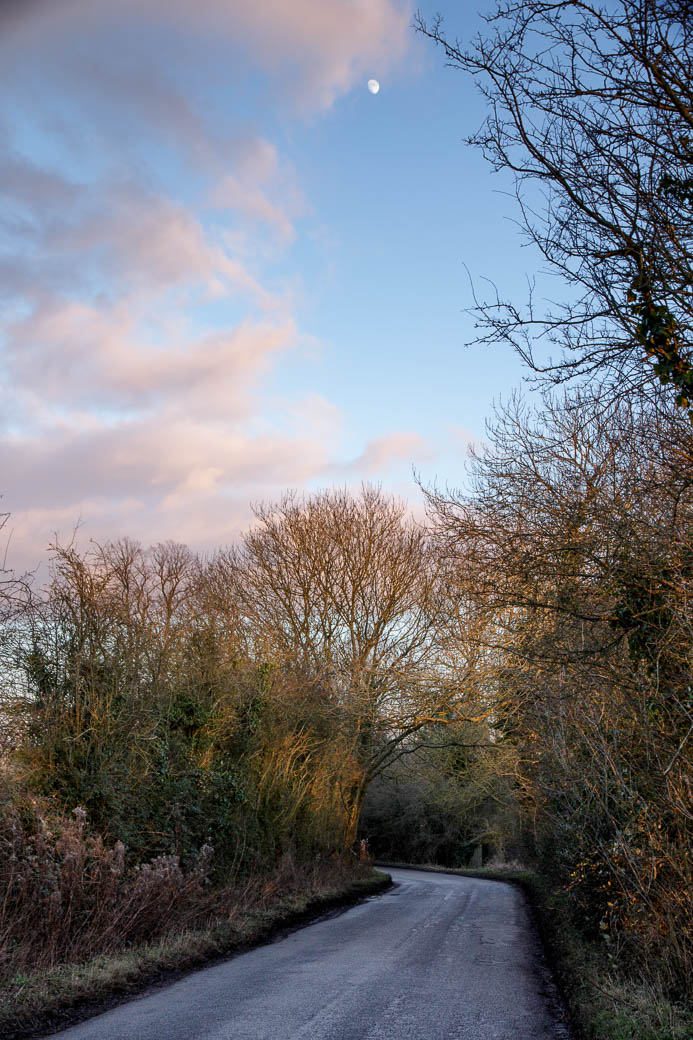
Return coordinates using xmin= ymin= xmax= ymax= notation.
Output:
xmin=1 ymin=393 xmax=343 ymax=571
xmin=445 ymin=424 xmax=487 ymax=454
xmin=0 ymin=0 xmax=419 ymax=573
xmin=4 ymin=409 xmax=335 ymax=508
xmin=0 ymin=155 xmax=79 ymax=211
xmin=2 ymin=173 xmax=270 ymax=299
xmin=1 ymin=1 xmax=410 ymax=113
xmin=327 ymin=432 xmax=435 ymax=477
xmin=211 ymin=140 xmax=304 ymax=244
xmin=6 ymin=303 xmax=297 ymax=417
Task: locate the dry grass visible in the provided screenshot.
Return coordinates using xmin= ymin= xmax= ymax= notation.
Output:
xmin=0 ymin=835 xmax=389 ymax=1040
xmin=0 ymin=783 xmax=390 ymax=1037
xmin=0 ymin=794 xmax=216 ymax=981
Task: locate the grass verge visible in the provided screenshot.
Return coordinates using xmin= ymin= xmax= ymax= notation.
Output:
xmin=1 ymin=868 xmax=391 ymax=1040
xmin=378 ymin=862 xmax=692 ymax=1040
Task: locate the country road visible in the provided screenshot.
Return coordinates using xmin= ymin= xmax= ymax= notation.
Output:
xmin=42 ymin=867 xmax=572 ymax=1040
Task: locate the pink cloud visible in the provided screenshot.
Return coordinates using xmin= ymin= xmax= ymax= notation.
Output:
xmin=212 ymin=140 xmax=304 ymax=244
xmin=0 ymin=0 xmax=419 ymax=574
xmin=0 ymin=170 xmax=280 ymax=312
xmin=0 ymin=155 xmax=79 ymax=210
xmin=6 ymin=302 xmax=297 ymax=417
xmin=1 ymin=397 xmax=343 ymax=573
xmin=445 ymin=424 xmax=487 ymax=454
xmin=2 ymin=412 xmax=433 ymax=577
xmin=327 ymin=432 xmax=435 ymax=477
xmin=3 ymin=1 xmax=411 ymax=113
xmin=39 ymin=186 xmax=270 ymax=300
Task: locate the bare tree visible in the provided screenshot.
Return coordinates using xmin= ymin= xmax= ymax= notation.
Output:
xmin=417 ymin=1 xmax=693 ymax=410
xmin=219 ymin=486 xmax=483 ymax=844
xmin=428 ymin=388 xmax=693 ymax=996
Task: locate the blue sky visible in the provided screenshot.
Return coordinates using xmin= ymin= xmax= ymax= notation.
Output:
xmin=0 ymin=1 xmax=541 ymax=570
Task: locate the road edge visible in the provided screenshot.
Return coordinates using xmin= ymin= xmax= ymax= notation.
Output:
xmin=3 ymin=869 xmax=393 ymax=1040
xmin=378 ymin=863 xmax=575 ymax=1038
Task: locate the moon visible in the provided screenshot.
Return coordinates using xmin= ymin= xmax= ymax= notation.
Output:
xmin=367 ymin=79 xmax=380 ymax=95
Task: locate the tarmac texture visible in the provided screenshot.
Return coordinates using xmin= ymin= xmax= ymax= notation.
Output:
xmin=42 ymin=866 xmax=572 ymax=1040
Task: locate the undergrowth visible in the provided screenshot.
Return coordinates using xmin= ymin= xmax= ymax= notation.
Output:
xmin=1 ymin=845 xmax=388 ymax=1040
xmin=0 ymin=783 xmax=390 ymax=1037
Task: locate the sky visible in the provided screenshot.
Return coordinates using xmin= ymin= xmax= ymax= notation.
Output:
xmin=0 ymin=0 xmax=538 ymax=573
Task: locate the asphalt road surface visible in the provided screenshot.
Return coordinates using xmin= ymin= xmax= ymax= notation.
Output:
xmin=43 ymin=867 xmax=572 ymax=1040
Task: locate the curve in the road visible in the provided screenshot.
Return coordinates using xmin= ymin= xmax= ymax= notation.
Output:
xmin=40 ymin=866 xmax=572 ymax=1040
